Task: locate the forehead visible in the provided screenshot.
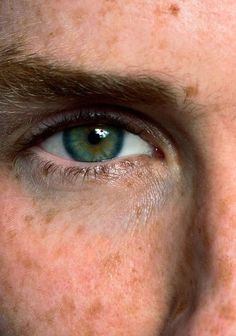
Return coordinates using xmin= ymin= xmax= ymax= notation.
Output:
xmin=1 ymin=1 xmax=236 ymax=110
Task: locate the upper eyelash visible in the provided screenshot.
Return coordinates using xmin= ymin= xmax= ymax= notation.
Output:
xmin=12 ymin=105 xmax=170 ymax=189
xmin=16 ymin=105 xmax=144 ymax=151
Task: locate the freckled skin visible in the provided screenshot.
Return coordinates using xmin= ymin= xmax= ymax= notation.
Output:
xmin=1 ymin=0 xmax=236 ymax=335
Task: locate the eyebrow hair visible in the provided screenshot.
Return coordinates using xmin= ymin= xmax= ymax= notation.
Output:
xmin=0 ymin=45 xmax=195 ymax=110
xmin=0 ymin=45 xmax=200 ymax=154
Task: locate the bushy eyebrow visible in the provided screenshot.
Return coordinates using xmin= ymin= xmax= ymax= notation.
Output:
xmin=0 ymin=45 xmax=199 ymax=154
xmin=0 ymin=44 xmax=195 ymax=110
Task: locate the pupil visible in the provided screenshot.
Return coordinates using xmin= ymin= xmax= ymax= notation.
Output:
xmin=87 ymin=129 xmax=105 ymax=145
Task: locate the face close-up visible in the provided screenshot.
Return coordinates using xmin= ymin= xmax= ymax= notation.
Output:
xmin=0 ymin=1 xmax=236 ymax=335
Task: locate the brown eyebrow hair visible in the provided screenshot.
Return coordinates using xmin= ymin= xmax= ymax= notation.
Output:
xmin=0 ymin=45 xmax=191 ymax=111
xmin=0 ymin=45 xmax=200 ymax=155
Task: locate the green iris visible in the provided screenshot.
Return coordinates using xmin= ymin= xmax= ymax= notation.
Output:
xmin=63 ymin=125 xmax=124 ymax=162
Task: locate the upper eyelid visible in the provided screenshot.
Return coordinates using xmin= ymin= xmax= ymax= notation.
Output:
xmin=10 ymin=104 xmax=179 ymax=170
xmin=16 ymin=105 xmax=160 ymax=148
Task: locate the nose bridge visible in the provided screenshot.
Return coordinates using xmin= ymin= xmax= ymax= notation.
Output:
xmin=182 ymin=121 xmax=236 ymax=334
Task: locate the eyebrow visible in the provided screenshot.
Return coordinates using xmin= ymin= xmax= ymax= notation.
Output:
xmin=0 ymin=46 xmax=199 ymax=151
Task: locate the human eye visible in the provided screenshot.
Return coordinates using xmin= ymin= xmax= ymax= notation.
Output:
xmin=14 ymin=105 xmax=171 ymax=191
xmin=41 ymin=125 xmax=152 ymax=162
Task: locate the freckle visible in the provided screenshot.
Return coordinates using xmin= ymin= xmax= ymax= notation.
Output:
xmin=44 ymin=209 xmax=57 ymax=224
xmin=154 ymin=5 xmax=162 ymax=17
xmin=220 ymin=303 xmax=236 ymax=320
xmin=1 ymin=279 xmax=13 ymax=295
xmin=219 ymin=199 xmax=228 ymax=215
xmin=159 ymin=39 xmax=168 ymax=50
xmin=24 ymin=215 xmax=34 ymax=225
xmin=107 ymin=35 xmax=118 ymax=48
xmin=72 ymin=8 xmax=87 ymax=25
xmin=7 ymin=229 xmax=17 ymax=240
xmin=216 ymin=257 xmax=234 ymax=288
xmin=169 ymin=4 xmax=180 ymax=16
xmin=59 ymin=295 xmax=76 ymax=319
xmin=54 ymin=246 xmax=64 ymax=259
xmin=130 ymin=274 xmax=141 ymax=286
xmin=125 ymin=180 xmax=133 ymax=188
xmin=39 ymin=308 xmax=56 ymax=325
xmin=76 ymin=225 xmax=85 ymax=236
xmin=87 ymin=300 xmax=103 ymax=319
xmin=21 ymin=256 xmax=41 ymax=271
xmin=185 ymin=85 xmax=199 ymax=98
xmin=103 ymin=252 xmax=122 ymax=274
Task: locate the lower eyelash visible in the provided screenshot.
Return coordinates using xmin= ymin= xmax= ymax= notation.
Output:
xmin=14 ymin=150 xmax=139 ymax=190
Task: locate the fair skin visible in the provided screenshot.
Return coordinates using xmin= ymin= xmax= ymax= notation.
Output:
xmin=0 ymin=0 xmax=236 ymax=335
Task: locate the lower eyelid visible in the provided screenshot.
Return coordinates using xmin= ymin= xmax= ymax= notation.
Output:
xmin=33 ymin=145 xmax=153 ymax=169
xmin=14 ymin=148 xmax=158 ymax=193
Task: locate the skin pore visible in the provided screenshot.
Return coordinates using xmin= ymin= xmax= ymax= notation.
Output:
xmin=0 ymin=0 xmax=236 ymax=335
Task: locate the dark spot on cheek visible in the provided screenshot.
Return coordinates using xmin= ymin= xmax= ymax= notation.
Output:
xmin=169 ymin=3 xmax=180 ymax=16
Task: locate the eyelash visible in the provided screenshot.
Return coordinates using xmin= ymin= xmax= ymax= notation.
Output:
xmin=14 ymin=105 xmax=167 ymax=188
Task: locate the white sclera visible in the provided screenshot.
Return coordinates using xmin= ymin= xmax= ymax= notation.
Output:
xmin=41 ymin=129 xmax=153 ymax=161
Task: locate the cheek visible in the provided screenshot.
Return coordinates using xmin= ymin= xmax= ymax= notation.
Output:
xmin=0 ymin=174 xmax=193 ymax=335
xmin=0 ymin=224 xmax=169 ymax=334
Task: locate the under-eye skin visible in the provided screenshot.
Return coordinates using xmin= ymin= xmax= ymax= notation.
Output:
xmin=13 ymin=105 xmax=172 ymax=189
